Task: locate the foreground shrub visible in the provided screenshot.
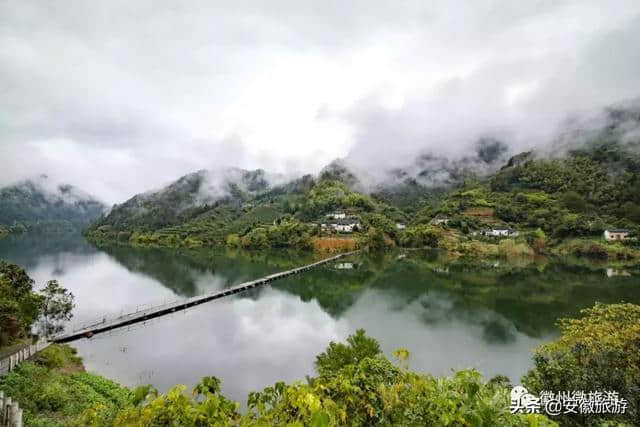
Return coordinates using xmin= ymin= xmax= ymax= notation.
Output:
xmin=84 ymin=330 xmax=553 ymax=426
xmin=32 ymin=344 xmax=82 ymax=369
xmin=0 ymin=345 xmax=130 ymax=426
xmin=523 ymin=303 xmax=640 ymax=426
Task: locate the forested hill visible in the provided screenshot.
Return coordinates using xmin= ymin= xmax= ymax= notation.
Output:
xmin=0 ymin=176 xmax=105 ymax=234
xmin=88 ymin=168 xmax=282 ymax=232
xmin=414 ymin=105 xmax=640 ymax=237
xmin=86 ymin=103 xmax=640 ymax=251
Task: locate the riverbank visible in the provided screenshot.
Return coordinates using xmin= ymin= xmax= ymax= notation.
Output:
xmin=0 ymin=344 xmax=130 ymax=426
xmin=85 ymin=228 xmax=640 ymax=267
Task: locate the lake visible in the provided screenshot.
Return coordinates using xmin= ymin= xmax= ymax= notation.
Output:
xmin=1 ymin=232 xmax=639 ymax=405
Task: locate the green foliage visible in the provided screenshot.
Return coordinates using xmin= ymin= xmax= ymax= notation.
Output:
xmin=0 ymin=261 xmax=44 ymax=346
xmin=87 ymin=138 xmax=640 ymax=255
xmin=523 ymin=303 xmax=640 ymax=426
xmin=399 ymin=224 xmax=443 ymax=248
xmin=525 ymin=228 xmax=548 ymax=253
xmin=15 ymin=301 xmax=640 ymax=426
xmin=79 ymin=330 xmax=553 ymax=426
xmin=301 ymin=180 xmax=374 ymax=218
xmin=553 ymin=238 xmax=640 ymax=260
xmin=362 ymin=213 xmax=397 ymax=237
xmin=230 ymin=218 xmax=313 ymax=250
xmin=39 ymin=280 xmax=75 ymax=337
xmin=225 ymin=233 xmax=241 ymax=248
xmin=361 ymin=227 xmax=393 ymax=252
xmin=244 ymin=331 xmax=554 ymax=426
xmin=314 ymin=328 xmax=382 ymax=377
xmin=240 ymin=227 xmax=269 ymax=249
xmin=106 ymin=379 xmax=240 ymax=426
xmin=33 ymin=344 xmax=83 ymax=369
xmin=0 ymin=345 xmax=130 ymax=426
xmin=561 ymin=191 xmax=587 ymax=213
xmin=0 ymin=180 xmax=105 ymax=232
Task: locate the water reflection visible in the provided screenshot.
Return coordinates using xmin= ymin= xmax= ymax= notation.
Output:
xmin=1 ymin=233 xmax=639 ymax=404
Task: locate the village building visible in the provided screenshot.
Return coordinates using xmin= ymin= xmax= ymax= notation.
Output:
xmin=606 ymin=268 xmax=631 ymax=277
xmin=396 ymin=223 xmax=406 ymax=230
xmin=333 ymin=219 xmax=361 ymax=233
xmin=487 ymin=227 xmax=519 ymax=237
xmin=325 ymin=211 xmax=346 ymax=219
xmin=319 ymin=218 xmax=361 ymax=233
xmin=335 ymin=262 xmax=355 ymax=270
xmin=603 ymin=229 xmax=630 ymax=241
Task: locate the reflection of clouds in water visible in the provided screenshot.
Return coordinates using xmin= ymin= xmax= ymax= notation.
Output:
xmin=342 ymin=290 xmax=552 ymax=383
xmin=73 ymin=288 xmax=349 ymax=405
xmin=418 ymin=292 xmax=519 ymax=344
xmin=18 ymin=244 xmax=557 ymax=400
xmin=193 ymin=272 xmax=233 ymax=295
xmin=27 ymin=252 xmax=176 ymax=326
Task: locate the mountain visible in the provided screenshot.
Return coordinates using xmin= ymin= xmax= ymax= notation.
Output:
xmin=0 ymin=175 xmax=106 ymax=233
xmin=368 ymin=138 xmax=510 ymax=213
xmin=86 ymin=100 xmax=640 ymax=252
xmin=88 ymin=167 xmax=290 ymax=234
xmin=419 ymin=126 xmax=640 ymax=238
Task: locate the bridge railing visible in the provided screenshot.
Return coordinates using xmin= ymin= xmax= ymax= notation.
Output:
xmin=65 ymin=297 xmax=189 ymax=333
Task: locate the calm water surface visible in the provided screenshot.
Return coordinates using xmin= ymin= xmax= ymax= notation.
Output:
xmin=1 ymin=233 xmax=639 ymax=404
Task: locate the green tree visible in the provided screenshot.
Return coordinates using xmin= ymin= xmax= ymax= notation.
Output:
xmin=0 ymin=261 xmax=44 ymax=346
xmin=562 ymin=191 xmax=587 ymax=213
xmin=39 ymin=280 xmax=75 ymax=337
xmin=315 ymin=328 xmax=382 ymax=377
xmin=362 ymin=227 xmax=389 ymax=252
xmin=399 ymin=224 xmax=443 ymax=248
xmin=225 ymin=233 xmax=241 ymax=247
xmin=523 ymin=303 xmax=640 ymax=426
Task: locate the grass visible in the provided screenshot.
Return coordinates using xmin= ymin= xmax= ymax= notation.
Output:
xmin=0 ymin=344 xmax=130 ymax=426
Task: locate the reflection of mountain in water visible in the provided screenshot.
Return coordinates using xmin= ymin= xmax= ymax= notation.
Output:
xmin=88 ymin=245 xmax=640 ymax=342
xmin=363 ymin=255 xmax=640 ymax=338
xmin=0 ymin=231 xmax=96 ymax=269
xmin=95 ymin=245 xmax=318 ymax=297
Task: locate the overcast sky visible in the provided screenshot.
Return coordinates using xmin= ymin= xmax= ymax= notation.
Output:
xmin=1 ymin=1 xmax=639 ymax=204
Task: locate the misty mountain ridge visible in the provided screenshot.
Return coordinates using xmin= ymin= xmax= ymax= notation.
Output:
xmin=88 ymin=99 xmax=640 ymax=236
xmin=0 ymin=175 xmax=106 ymax=230
xmin=550 ymin=97 xmax=640 ymax=154
xmin=95 ymin=167 xmax=293 ymax=231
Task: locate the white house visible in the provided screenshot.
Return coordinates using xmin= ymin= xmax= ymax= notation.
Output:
xmin=320 ymin=218 xmax=360 ymax=233
xmin=335 ymin=262 xmax=354 ymax=270
xmin=488 ymin=227 xmax=518 ymax=237
xmin=326 ymin=211 xmax=346 ymax=219
xmin=603 ymin=229 xmax=630 ymax=241
xmin=396 ymin=223 xmax=406 ymax=230
xmin=334 ymin=219 xmax=360 ymax=233
xmin=606 ymin=268 xmax=631 ymax=277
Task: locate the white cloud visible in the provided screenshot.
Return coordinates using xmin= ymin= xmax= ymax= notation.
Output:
xmin=1 ymin=0 xmax=639 ymax=203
